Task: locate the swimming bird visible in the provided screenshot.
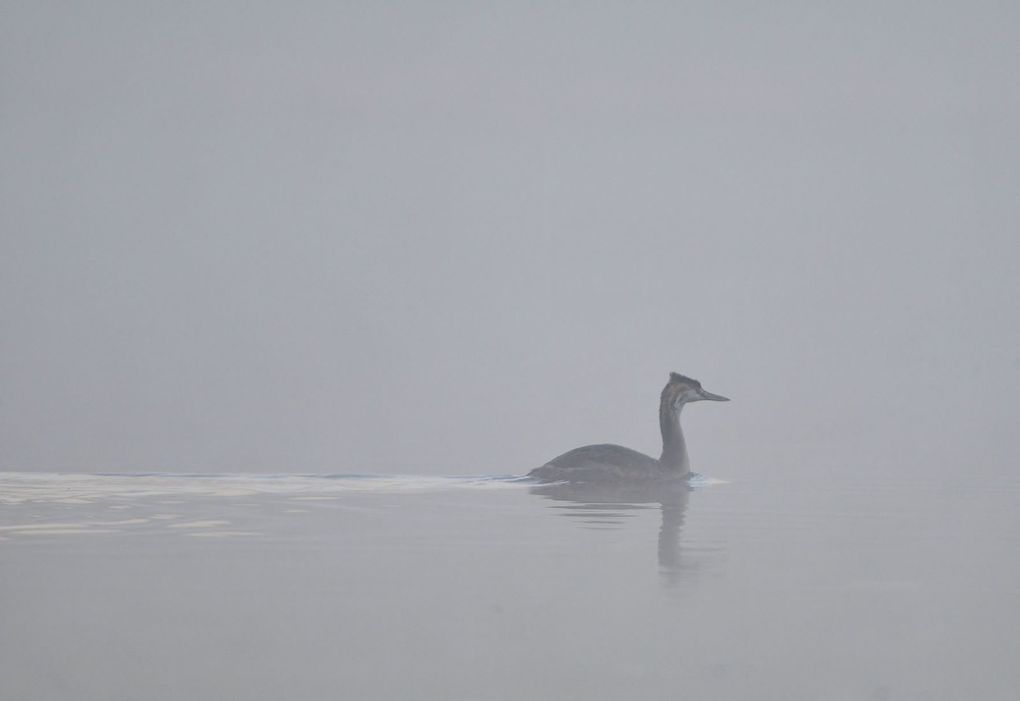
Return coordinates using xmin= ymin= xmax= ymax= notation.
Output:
xmin=528 ymin=372 xmax=729 ymax=483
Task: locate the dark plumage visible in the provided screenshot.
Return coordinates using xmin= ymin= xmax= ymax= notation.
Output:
xmin=528 ymin=372 xmax=729 ymax=483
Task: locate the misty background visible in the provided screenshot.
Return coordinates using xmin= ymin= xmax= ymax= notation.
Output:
xmin=2 ymin=2 xmax=1017 ymax=478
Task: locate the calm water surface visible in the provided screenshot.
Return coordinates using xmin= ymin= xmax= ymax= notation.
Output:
xmin=1 ymin=469 xmax=1018 ymax=700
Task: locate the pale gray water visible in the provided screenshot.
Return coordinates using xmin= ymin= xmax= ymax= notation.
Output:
xmin=2 ymin=469 xmax=1018 ymax=700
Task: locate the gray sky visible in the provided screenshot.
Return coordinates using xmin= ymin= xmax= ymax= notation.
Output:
xmin=2 ymin=2 xmax=1018 ymax=476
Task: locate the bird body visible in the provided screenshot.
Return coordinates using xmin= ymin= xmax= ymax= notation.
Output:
xmin=528 ymin=444 xmax=662 ymax=483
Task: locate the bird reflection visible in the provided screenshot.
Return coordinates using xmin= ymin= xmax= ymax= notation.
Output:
xmin=529 ymin=479 xmax=695 ymax=588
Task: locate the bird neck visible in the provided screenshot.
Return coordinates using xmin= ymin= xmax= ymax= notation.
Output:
xmin=659 ymin=404 xmax=690 ymax=474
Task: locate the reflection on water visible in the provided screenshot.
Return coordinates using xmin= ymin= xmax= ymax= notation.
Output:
xmin=0 ymin=472 xmax=713 ymax=587
xmin=530 ymin=480 xmax=693 ymax=587
xmin=3 ymin=471 xmax=1020 ymax=700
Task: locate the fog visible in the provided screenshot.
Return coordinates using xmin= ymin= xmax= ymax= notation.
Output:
xmin=2 ymin=2 xmax=1018 ymax=478
xmin=4 ymin=7 xmax=1020 ymax=699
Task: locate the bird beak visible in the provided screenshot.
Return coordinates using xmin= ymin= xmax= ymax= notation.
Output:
xmin=699 ymin=389 xmax=730 ymax=402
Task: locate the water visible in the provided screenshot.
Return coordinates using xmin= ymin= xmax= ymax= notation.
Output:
xmin=1 ymin=470 xmax=1018 ymax=700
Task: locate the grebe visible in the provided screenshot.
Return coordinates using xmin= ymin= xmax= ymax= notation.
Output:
xmin=528 ymin=372 xmax=728 ymax=483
